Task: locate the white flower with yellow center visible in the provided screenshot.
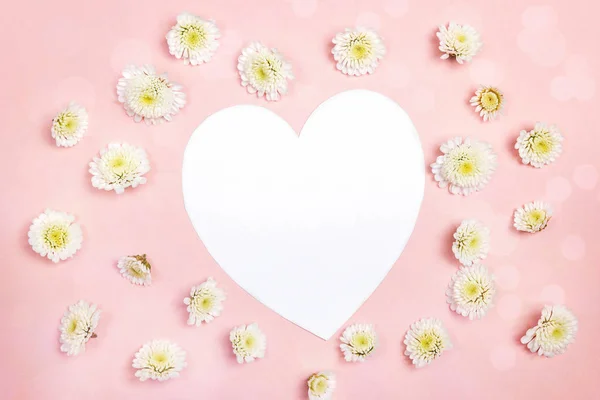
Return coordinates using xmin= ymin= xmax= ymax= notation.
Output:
xmin=404 ymin=318 xmax=452 ymax=368
xmin=339 ymin=323 xmax=377 ymax=362
xmin=230 ymin=323 xmax=267 ymax=363
xmin=307 ymin=371 xmax=336 ymax=400
xmin=521 ymin=305 xmax=578 ymax=357
xmin=446 ymin=265 xmax=495 ymax=320
xmin=51 ymin=102 xmax=88 ymax=147
xmin=117 ymin=254 xmax=151 ymax=286
xmin=452 ymin=219 xmax=490 ymax=266
xmin=28 ymin=209 xmax=83 ymax=263
xmin=470 ymin=86 xmax=504 ymax=122
xmin=437 ymin=22 xmax=482 ymax=64
xmin=117 ymin=65 xmax=185 ymax=124
xmin=515 ymin=122 xmax=563 ymax=168
xmin=89 ymin=142 xmax=150 ymax=194
xmin=237 ymin=42 xmax=293 ymax=101
xmin=331 ymin=27 xmax=385 ymax=76
xmin=132 ymin=339 xmax=187 ymax=381
xmin=184 ymin=277 xmax=226 ymax=326
xmin=59 ymin=300 xmax=100 ymax=356
xmin=166 ymin=12 xmax=220 ymax=66
xmin=514 ymin=201 xmax=553 ymax=233
xmin=431 ymin=137 xmax=497 ymax=195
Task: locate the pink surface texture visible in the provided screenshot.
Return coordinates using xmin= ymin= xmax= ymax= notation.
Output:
xmin=1 ymin=0 xmax=599 ymax=399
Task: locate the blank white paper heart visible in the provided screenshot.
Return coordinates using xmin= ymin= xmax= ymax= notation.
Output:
xmin=182 ymin=90 xmax=424 ymax=339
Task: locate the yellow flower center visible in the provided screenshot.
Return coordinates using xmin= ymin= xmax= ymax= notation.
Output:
xmin=310 ymin=376 xmax=329 ymax=395
xmin=468 ymin=235 xmax=479 ymax=250
xmin=140 ymin=90 xmax=157 ymax=106
xmin=44 ymin=224 xmax=69 ymax=249
xmin=350 ymin=42 xmax=370 ymax=60
xmin=351 ymin=333 xmax=372 ymax=352
xmin=551 ymin=326 xmax=566 ymax=341
xmin=244 ymin=335 xmax=256 ymax=348
xmin=527 ymin=209 xmax=546 ymax=225
xmin=62 ymin=115 xmax=79 ymax=133
xmin=256 ymin=65 xmax=269 ymax=82
xmin=458 ymin=160 xmax=475 ymax=176
xmin=418 ymin=332 xmax=440 ymax=353
xmin=128 ymin=264 xmax=146 ymax=278
xmin=456 ymin=33 xmax=467 ymax=43
xmin=463 ymin=281 xmax=482 ymax=300
xmin=481 ymin=91 xmax=500 ymax=111
xmin=109 ymin=155 xmax=128 ymax=175
xmin=533 ymin=137 xmax=551 ymax=155
xmin=67 ymin=318 xmax=78 ymax=333
xmin=152 ymin=352 xmax=167 ymax=364
xmin=182 ymin=26 xmax=206 ymax=49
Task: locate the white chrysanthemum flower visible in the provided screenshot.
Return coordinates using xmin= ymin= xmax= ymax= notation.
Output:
xmin=521 ymin=305 xmax=578 ymax=357
xmin=515 ymin=122 xmax=563 ymax=168
xmin=59 ymin=300 xmax=100 ymax=356
xmin=431 ymin=137 xmax=497 ymax=195
xmin=514 ymin=201 xmax=553 ymax=233
xmin=89 ymin=142 xmax=150 ymax=194
xmin=230 ymin=323 xmax=267 ymax=363
xmin=452 ymin=219 xmax=490 ymax=266
xmin=331 ymin=27 xmax=386 ymax=76
xmin=446 ymin=265 xmax=495 ymax=320
xmin=339 ymin=323 xmax=377 ymax=362
xmin=117 ymin=254 xmax=151 ymax=286
xmin=132 ymin=339 xmax=187 ymax=381
xmin=237 ymin=42 xmax=294 ymax=101
xmin=470 ymin=86 xmax=504 ymax=122
xmin=51 ymin=102 xmax=88 ymax=147
xmin=28 ymin=209 xmax=83 ymax=263
xmin=184 ymin=277 xmax=226 ymax=326
xmin=116 ymin=64 xmax=185 ymax=124
xmin=436 ymin=22 xmax=482 ymax=64
xmin=307 ymin=371 xmax=336 ymax=400
xmin=166 ymin=12 xmax=220 ymax=66
xmin=404 ymin=318 xmax=452 ymax=368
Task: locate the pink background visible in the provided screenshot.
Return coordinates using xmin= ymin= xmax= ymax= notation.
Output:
xmin=1 ymin=0 xmax=599 ymax=398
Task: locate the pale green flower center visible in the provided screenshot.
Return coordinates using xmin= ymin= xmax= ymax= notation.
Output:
xmin=526 ymin=209 xmax=546 ymax=225
xmin=480 ymin=89 xmax=501 ymax=111
xmin=251 ymin=57 xmax=281 ymax=85
xmin=417 ymin=331 xmax=442 ymax=354
xmin=350 ymin=332 xmax=374 ymax=354
xmin=192 ymin=294 xmax=214 ymax=312
xmin=67 ymin=318 xmax=78 ymax=334
xmin=525 ymin=130 xmax=556 ymax=156
xmin=43 ymin=224 xmax=69 ymax=249
xmin=349 ymin=35 xmax=372 ymax=61
xmin=181 ymin=25 xmax=207 ymax=50
xmin=54 ymin=112 xmax=80 ymax=137
xmin=309 ymin=376 xmax=329 ymax=395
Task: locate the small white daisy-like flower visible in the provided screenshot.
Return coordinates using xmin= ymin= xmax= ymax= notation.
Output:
xmin=166 ymin=12 xmax=220 ymax=66
xmin=237 ymin=42 xmax=294 ymax=101
xmin=436 ymin=22 xmax=482 ymax=64
xmin=470 ymin=86 xmax=504 ymax=122
xmin=452 ymin=219 xmax=490 ymax=266
xmin=89 ymin=142 xmax=150 ymax=194
xmin=446 ymin=265 xmax=495 ymax=320
xmin=59 ymin=300 xmax=100 ymax=356
xmin=431 ymin=137 xmax=497 ymax=195
xmin=230 ymin=323 xmax=267 ymax=363
xmin=51 ymin=102 xmax=88 ymax=147
xmin=28 ymin=209 xmax=83 ymax=263
xmin=514 ymin=201 xmax=553 ymax=233
xmin=339 ymin=323 xmax=377 ymax=362
xmin=331 ymin=27 xmax=386 ymax=76
xmin=521 ymin=305 xmax=578 ymax=357
xmin=307 ymin=371 xmax=336 ymax=400
xmin=184 ymin=277 xmax=226 ymax=326
xmin=515 ymin=122 xmax=563 ymax=168
xmin=404 ymin=318 xmax=452 ymax=368
xmin=132 ymin=339 xmax=187 ymax=381
xmin=117 ymin=254 xmax=151 ymax=286
xmin=117 ymin=64 xmax=185 ymax=124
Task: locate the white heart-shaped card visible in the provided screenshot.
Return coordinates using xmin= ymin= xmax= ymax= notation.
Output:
xmin=182 ymin=90 xmax=424 ymax=339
